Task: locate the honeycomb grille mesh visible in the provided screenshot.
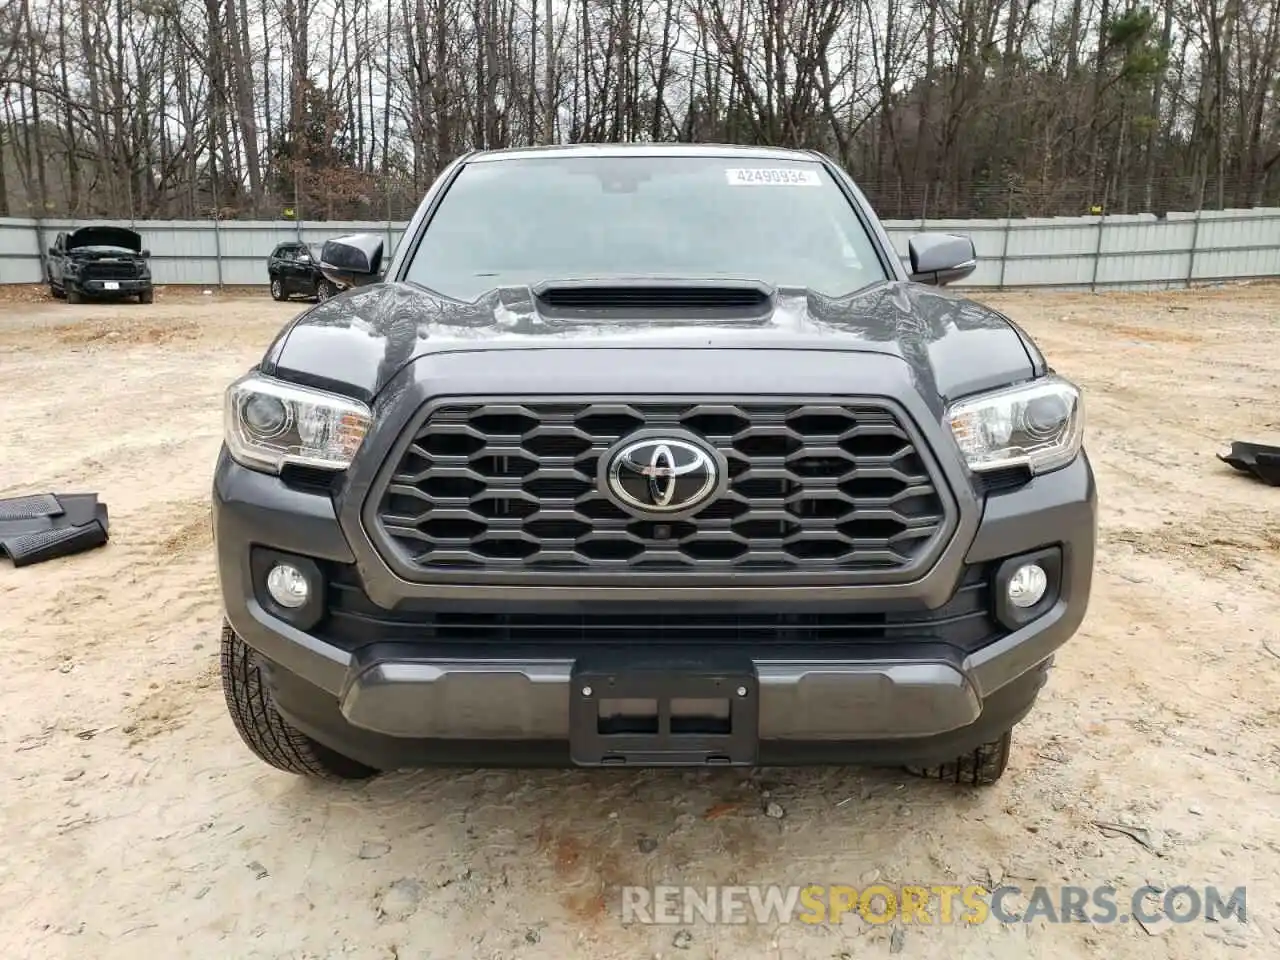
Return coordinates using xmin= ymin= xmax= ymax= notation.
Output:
xmin=373 ymin=400 xmax=949 ymax=574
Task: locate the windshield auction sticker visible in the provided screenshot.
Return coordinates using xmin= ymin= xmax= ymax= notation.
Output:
xmin=724 ymin=168 xmax=822 ymax=186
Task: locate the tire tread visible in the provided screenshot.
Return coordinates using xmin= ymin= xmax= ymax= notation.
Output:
xmin=904 ymin=730 xmax=1013 ymax=786
xmin=220 ymin=621 xmax=376 ymax=780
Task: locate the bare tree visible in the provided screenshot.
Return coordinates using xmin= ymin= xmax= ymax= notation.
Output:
xmin=1 ymin=0 xmax=1277 ymax=220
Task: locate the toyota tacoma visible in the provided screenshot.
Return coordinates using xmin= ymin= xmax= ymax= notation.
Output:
xmin=213 ymin=144 xmax=1095 ymax=786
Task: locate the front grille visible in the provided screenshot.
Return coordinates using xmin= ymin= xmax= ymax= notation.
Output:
xmin=83 ymin=261 xmax=139 ymax=280
xmin=322 ymin=563 xmax=997 ymax=653
xmin=371 ymin=398 xmax=951 ymax=578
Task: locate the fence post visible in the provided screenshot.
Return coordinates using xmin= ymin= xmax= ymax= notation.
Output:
xmin=998 ymin=190 xmax=1013 ymax=290
xmin=1090 ymin=210 xmax=1106 ymax=292
xmin=386 ymin=188 xmax=394 ymax=262
xmin=1185 ymin=209 xmax=1202 ymax=288
xmin=210 ymin=166 xmax=224 ymax=289
xmin=34 ymin=217 xmax=47 ymax=286
xmin=294 ymin=167 xmax=303 ymax=243
xmin=212 ymin=216 xmax=224 ymax=290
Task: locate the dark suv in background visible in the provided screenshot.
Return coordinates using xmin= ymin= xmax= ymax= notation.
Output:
xmin=267 ymin=242 xmax=339 ymax=303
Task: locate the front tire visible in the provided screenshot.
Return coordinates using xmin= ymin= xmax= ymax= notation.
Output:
xmin=904 ymin=730 xmax=1013 ymax=786
xmin=220 ymin=620 xmax=379 ymax=781
xmin=316 ymin=278 xmax=336 ymax=302
xmin=66 ymin=287 xmax=83 ymax=304
xmin=138 ymin=288 xmax=154 ymax=304
xmin=269 ymin=277 xmax=285 ymax=301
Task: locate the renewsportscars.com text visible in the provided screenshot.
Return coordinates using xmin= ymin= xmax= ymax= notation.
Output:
xmin=620 ymin=883 xmax=1247 ymax=927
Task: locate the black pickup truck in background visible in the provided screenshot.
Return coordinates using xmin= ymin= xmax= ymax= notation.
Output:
xmin=46 ymin=226 xmax=154 ymax=304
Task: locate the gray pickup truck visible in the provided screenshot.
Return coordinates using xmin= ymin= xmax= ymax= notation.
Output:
xmin=213 ymin=143 xmax=1095 ymax=787
xmin=46 ymin=226 xmax=154 ymax=303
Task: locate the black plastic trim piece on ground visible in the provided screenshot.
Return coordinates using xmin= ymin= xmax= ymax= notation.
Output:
xmin=1218 ymin=441 xmax=1280 ymax=486
xmin=0 ymin=493 xmax=110 ymax=567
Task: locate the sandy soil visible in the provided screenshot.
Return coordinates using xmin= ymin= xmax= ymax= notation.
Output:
xmin=2 ymin=283 xmax=1278 ymax=959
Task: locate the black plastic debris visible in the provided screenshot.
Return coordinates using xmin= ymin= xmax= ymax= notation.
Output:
xmin=0 ymin=493 xmax=110 ymax=567
xmin=1218 ymin=441 xmax=1280 ymax=487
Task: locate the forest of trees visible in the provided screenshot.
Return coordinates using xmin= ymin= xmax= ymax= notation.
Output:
xmin=0 ymin=0 xmax=1277 ymax=222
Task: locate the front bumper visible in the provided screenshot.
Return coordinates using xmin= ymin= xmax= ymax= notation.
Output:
xmin=213 ymin=443 xmax=1096 ymax=768
xmin=75 ymin=277 xmax=151 ymax=294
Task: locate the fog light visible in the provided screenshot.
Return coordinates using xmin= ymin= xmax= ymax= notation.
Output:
xmin=1007 ymin=563 xmax=1048 ymax=608
xmin=266 ymin=563 xmax=310 ymax=608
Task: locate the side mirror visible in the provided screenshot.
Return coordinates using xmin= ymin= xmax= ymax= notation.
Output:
xmin=49 ymin=246 xmax=57 ymax=256
xmin=140 ymin=249 xmax=151 ymax=259
xmin=907 ymin=233 xmax=977 ymax=286
xmin=319 ymin=233 xmax=384 ymax=289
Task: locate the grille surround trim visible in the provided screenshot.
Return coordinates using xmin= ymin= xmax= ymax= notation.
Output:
xmin=360 ymin=394 xmax=961 ymax=587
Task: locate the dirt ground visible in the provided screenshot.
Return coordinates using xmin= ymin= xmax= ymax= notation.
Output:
xmin=2 ymin=282 xmax=1278 ymax=960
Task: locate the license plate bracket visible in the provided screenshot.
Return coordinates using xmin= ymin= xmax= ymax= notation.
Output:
xmin=569 ymin=657 xmax=759 ymax=766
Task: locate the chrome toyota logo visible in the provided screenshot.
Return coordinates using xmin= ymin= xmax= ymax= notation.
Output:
xmin=603 ymin=436 xmax=721 ymax=514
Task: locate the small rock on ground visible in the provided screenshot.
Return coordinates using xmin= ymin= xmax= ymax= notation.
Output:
xmin=378 ymin=879 xmax=423 ymax=921
xmin=359 ymin=841 xmax=391 ymax=859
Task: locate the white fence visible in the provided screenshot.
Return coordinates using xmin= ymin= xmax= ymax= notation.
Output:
xmin=1 ymin=208 xmax=1278 ymax=290
xmin=0 ymin=219 xmax=407 ymax=287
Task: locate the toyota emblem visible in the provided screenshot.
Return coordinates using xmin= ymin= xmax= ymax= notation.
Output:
xmin=602 ymin=435 xmax=722 ymax=515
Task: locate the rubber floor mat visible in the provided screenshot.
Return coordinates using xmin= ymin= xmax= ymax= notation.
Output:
xmin=0 ymin=493 xmax=110 ymax=567
xmin=1218 ymin=441 xmax=1280 ymax=487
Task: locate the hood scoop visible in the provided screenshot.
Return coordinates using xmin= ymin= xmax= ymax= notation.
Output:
xmin=532 ymin=278 xmax=774 ymax=319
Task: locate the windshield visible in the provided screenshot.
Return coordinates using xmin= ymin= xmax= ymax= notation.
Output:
xmin=403 ymin=155 xmax=889 ymax=302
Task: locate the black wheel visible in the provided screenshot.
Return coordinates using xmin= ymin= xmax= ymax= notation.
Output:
xmin=66 ymin=287 xmax=83 ymax=304
xmin=49 ymin=283 xmax=65 ymax=299
xmin=904 ymin=730 xmax=1014 ymax=786
xmin=138 ymin=289 xmax=154 ymax=304
xmin=220 ymin=620 xmax=379 ymax=781
xmin=316 ymin=278 xmax=336 ymax=302
xmin=269 ymin=277 xmax=285 ymax=301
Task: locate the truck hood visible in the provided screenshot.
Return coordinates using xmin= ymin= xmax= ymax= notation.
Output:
xmin=263 ymin=279 xmax=1044 ymax=406
xmin=66 ymin=226 xmax=143 ymax=253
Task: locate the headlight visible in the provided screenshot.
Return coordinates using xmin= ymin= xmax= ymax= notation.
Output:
xmin=224 ymin=373 xmax=372 ymax=473
xmin=945 ymin=374 xmax=1083 ymax=474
